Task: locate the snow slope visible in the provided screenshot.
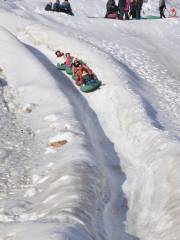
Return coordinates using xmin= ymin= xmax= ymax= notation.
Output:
xmin=0 ymin=0 xmax=180 ymax=240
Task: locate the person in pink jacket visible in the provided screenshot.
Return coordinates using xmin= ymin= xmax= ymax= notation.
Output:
xmin=124 ymin=0 xmax=130 ymax=19
xmin=65 ymin=53 xmax=73 ymax=68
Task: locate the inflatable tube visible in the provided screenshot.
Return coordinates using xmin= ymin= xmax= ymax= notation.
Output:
xmin=66 ymin=67 xmax=72 ymax=75
xmin=146 ymin=15 xmax=161 ymax=19
xmin=80 ymin=80 xmax=101 ymax=93
xmin=57 ymin=63 xmax=66 ymax=70
xmin=107 ymin=12 xmax=118 ymax=19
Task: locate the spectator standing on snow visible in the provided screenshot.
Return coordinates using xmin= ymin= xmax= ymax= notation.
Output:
xmin=61 ymin=0 xmax=74 ymax=15
xmin=105 ymin=0 xmax=118 ymax=18
xmin=159 ymin=0 xmax=166 ymax=18
xmin=129 ymin=0 xmax=136 ymax=19
xmin=118 ymin=0 xmax=125 ymax=19
xmin=53 ymin=0 xmax=61 ymax=12
xmin=124 ymin=0 xmax=130 ymax=19
xmin=135 ymin=0 xmax=143 ymax=19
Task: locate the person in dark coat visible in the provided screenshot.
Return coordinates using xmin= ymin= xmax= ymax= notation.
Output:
xmin=118 ymin=0 xmax=125 ymax=20
xmin=61 ymin=0 xmax=74 ymax=15
xmin=129 ymin=0 xmax=136 ymax=19
xmin=45 ymin=1 xmax=52 ymax=11
xmin=135 ymin=0 xmax=143 ymax=19
xmin=105 ymin=0 xmax=118 ymax=18
xmin=159 ymin=0 xmax=166 ymax=18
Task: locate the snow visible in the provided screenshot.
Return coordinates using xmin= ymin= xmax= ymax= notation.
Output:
xmin=0 ymin=0 xmax=180 ymax=240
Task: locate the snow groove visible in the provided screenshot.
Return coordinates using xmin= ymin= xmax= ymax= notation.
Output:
xmin=24 ymin=43 xmax=138 ymax=240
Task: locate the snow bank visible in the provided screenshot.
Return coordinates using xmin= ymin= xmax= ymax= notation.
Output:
xmin=0 ymin=27 xmax=108 ymax=240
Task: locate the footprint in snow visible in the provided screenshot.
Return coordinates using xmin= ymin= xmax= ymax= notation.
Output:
xmin=22 ymin=103 xmax=37 ymax=113
xmin=44 ymin=114 xmax=60 ymax=122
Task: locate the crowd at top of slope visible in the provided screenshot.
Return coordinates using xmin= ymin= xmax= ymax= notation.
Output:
xmin=45 ymin=0 xmax=74 ymax=15
xmin=0 ymin=0 xmax=179 ymax=19
xmin=44 ymin=0 xmax=178 ymax=20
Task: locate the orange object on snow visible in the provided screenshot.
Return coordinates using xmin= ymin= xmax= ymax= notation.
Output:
xmin=75 ymin=64 xmax=93 ymax=86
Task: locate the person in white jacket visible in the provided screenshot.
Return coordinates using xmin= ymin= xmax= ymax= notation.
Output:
xmin=159 ymin=0 xmax=166 ymax=18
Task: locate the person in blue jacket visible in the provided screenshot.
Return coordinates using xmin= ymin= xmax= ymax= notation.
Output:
xmin=61 ymin=0 xmax=74 ymax=15
xmin=135 ymin=0 xmax=143 ymax=19
xmin=53 ymin=0 xmax=61 ymax=12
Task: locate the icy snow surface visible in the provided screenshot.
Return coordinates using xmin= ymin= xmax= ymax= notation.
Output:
xmin=0 ymin=0 xmax=180 ymax=240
